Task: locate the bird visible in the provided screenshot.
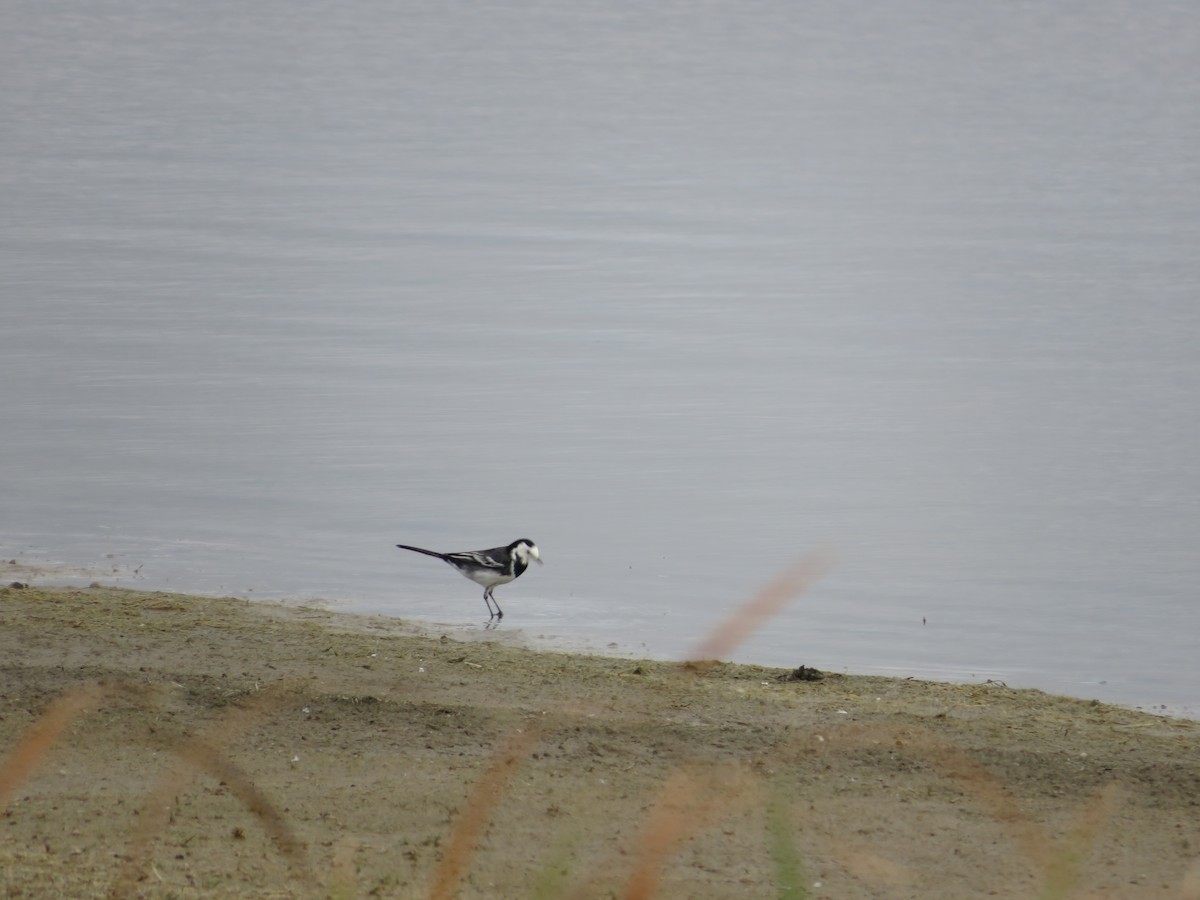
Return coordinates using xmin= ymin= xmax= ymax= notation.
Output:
xmin=395 ymin=538 xmax=542 ymax=619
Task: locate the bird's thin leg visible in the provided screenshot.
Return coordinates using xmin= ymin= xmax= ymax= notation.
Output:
xmin=482 ymin=589 xmax=496 ymax=618
xmin=488 ymin=588 xmax=504 ymax=620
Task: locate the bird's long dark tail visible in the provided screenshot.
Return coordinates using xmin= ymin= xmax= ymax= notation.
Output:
xmin=396 ymin=544 xmax=448 ymax=560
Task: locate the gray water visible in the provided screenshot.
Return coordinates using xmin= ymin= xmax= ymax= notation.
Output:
xmin=4 ymin=1 xmax=1198 ymax=716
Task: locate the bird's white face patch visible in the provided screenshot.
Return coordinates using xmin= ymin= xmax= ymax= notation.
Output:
xmin=518 ymin=542 xmax=542 ymax=565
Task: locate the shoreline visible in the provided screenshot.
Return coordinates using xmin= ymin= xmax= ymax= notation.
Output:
xmin=3 ymin=583 xmax=1199 ymax=897
xmin=7 ymin=555 xmax=1194 ymax=721
xmin=223 ymin=592 xmax=1200 ymax=722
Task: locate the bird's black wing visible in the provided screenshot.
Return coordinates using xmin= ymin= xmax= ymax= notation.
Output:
xmin=444 ymin=548 xmax=510 ymax=570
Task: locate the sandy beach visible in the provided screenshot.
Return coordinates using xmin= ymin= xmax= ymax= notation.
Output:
xmin=1 ymin=582 xmax=1198 ymax=898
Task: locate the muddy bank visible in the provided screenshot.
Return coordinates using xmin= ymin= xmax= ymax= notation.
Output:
xmin=1 ymin=584 xmax=1198 ymax=898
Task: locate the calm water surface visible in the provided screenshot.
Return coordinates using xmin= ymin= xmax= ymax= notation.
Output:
xmin=3 ymin=1 xmax=1198 ymax=716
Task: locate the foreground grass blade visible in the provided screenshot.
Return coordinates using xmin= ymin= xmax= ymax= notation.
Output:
xmin=806 ymin=723 xmax=1121 ymax=896
xmin=766 ymin=778 xmax=809 ymax=900
xmin=0 ymin=681 xmax=153 ymax=809
xmin=427 ymin=722 xmax=542 ymax=900
xmin=113 ymin=681 xmax=310 ymax=896
xmin=623 ymin=764 xmax=756 ymax=900
xmin=1037 ymin=782 xmax=1120 ymax=900
xmin=688 ymin=550 xmax=834 ymax=665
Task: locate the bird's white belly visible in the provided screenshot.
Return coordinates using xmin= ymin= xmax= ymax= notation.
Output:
xmin=463 ymin=569 xmax=514 ymax=588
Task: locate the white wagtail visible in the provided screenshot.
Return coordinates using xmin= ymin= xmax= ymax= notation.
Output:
xmin=395 ymin=538 xmax=542 ymax=619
